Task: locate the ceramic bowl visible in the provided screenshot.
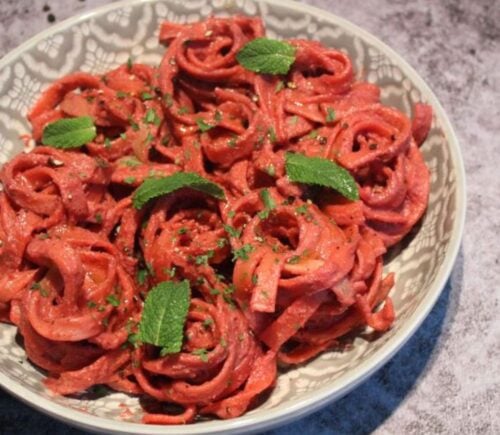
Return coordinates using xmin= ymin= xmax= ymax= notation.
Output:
xmin=0 ymin=0 xmax=465 ymax=433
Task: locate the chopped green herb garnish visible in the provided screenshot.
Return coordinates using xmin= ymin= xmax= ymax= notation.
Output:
xmin=164 ymin=93 xmax=173 ymax=107
xmin=140 ymin=92 xmax=154 ymax=101
xmin=224 ymin=224 xmax=241 ymax=238
xmin=258 ymin=188 xmax=276 ymax=219
xmin=222 ymin=285 xmax=236 ymax=307
xmin=192 ymin=348 xmax=209 ymax=362
xmin=163 ymin=266 xmax=177 ymax=278
xmin=326 ymin=107 xmax=336 ymax=123
xmin=137 ymin=268 xmax=148 ymax=285
xmin=275 ymin=80 xmax=285 ymax=93
xmin=177 ymin=106 xmax=189 ymax=115
xmin=232 ymin=244 xmax=254 ymax=261
xmin=195 ymin=250 xmax=214 ymax=266
xmin=129 ymin=117 xmax=140 ymax=131
xmin=196 ymin=118 xmax=215 ymax=132
xmin=145 ymin=262 xmax=155 ymax=277
xmin=124 ymin=176 xmax=136 ymax=184
xmin=308 ymin=129 xmax=319 ymax=139
xmin=268 ymin=127 xmax=277 ymax=143
xmin=144 ymin=108 xmax=161 ymax=126
xmin=122 ymin=157 xmax=141 ymax=168
xmin=202 ymin=318 xmax=214 ymax=328
xmin=295 ymin=204 xmax=309 ymax=215
xmin=261 ymin=188 xmax=275 ymax=210
xmin=106 ymin=294 xmax=120 ymax=307
xmin=30 ymin=282 xmax=49 ymax=297
xmin=217 ymin=238 xmax=227 ymax=248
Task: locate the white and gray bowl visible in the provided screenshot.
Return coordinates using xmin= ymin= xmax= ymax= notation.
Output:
xmin=0 ymin=0 xmax=466 ymax=433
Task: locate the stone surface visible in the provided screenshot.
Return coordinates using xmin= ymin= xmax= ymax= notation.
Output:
xmin=0 ymin=0 xmax=499 ymax=434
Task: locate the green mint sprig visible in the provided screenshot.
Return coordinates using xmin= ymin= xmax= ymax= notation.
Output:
xmin=42 ymin=116 xmax=96 ymax=149
xmin=137 ymin=280 xmax=191 ymax=355
xmin=133 ymin=172 xmax=225 ymax=209
xmin=236 ymin=37 xmax=296 ymax=75
xmin=285 ymin=152 xmax=359 ymax=201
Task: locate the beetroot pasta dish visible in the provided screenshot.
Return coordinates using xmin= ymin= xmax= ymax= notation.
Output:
xmin=0 ymin=16 xmax=431 ymax=424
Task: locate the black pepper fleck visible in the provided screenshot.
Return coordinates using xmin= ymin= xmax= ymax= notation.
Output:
xmin=47 ymin=13 xmax=56 ymax=23
xmin=42 ymin=4 xmax=50 ymax=12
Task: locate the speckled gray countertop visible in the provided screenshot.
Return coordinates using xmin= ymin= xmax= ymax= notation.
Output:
xmin=0 ymin=0 xmax=499 ymax=434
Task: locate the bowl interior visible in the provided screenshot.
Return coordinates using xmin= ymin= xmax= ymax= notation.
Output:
xmin=0 ymin=0 xmax=463 ymax=433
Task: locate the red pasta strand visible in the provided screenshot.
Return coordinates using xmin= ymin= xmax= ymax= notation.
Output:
xmin=0 ymin=16 xmax=431 ymax=424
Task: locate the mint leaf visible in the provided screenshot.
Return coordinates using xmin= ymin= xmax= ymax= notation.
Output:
xmin=133 ymin=172 xmax=225 ymax=209
xmin=42 ymin=116 xmax=96 ymax=149
xmin=137 ymin=280 xmax=190 ymax=354
xmin=236 ymin=37 xmax=296 ymax=75
xmin=285 ymin=152 xmax=359 ymax=201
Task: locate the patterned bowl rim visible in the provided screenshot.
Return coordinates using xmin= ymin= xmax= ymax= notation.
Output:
xmin=0 ymin=0 xmax=466 ymax=433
